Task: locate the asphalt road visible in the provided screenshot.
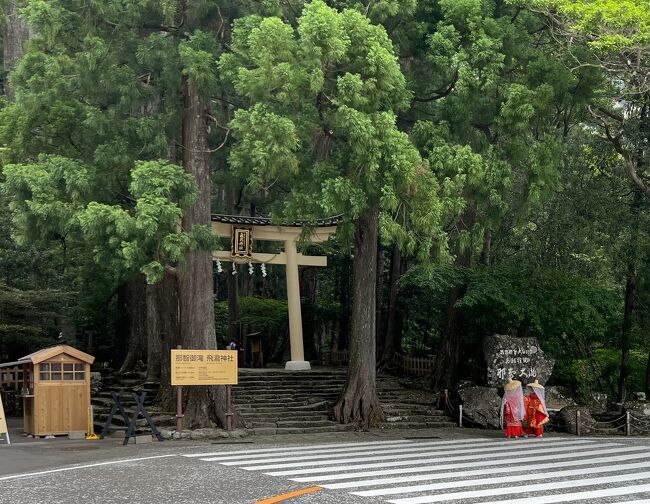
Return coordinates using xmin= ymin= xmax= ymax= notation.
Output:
xmin=2 ymin=431 xmax=650 ymax=504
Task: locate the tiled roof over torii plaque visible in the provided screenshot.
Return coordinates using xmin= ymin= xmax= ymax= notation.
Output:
xmin=210 ymin=214 xmax=342 ymax=228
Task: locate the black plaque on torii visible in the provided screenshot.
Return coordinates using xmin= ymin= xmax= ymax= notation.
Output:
xmin=99 ymin=391 xmax=163 ymax=445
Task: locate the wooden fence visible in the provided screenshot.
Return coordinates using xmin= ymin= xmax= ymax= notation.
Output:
xmin=0 ymin=366 xmax=23 ymax=391
xmin=327 ymin=351 xmax=435 ymax=376
xmin=393 ymin=353 xmax=435 ymax=376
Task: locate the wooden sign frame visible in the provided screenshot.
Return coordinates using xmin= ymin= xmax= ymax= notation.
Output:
xmin=171 ymin=349 xmax=238 ymax=386
xmin=231 ymin=226 xmax=253 ymax=258
xmin=0 ymin=393 xmax=9 ymax=444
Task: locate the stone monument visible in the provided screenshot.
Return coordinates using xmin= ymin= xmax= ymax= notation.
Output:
xmin=483 ymin=334 xmax=554 ymax=387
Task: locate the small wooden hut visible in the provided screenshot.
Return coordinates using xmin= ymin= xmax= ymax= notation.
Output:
xmin=19 ymin=345 xmax=94 ymax=436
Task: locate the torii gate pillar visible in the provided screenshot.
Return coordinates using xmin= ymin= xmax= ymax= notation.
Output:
xmin=211 ymin=216 xmax=337 ymax=371
xmin=283 ymin=239 xmax=306 ymax=369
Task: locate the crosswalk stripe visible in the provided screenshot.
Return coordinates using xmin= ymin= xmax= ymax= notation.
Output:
xmin=193 ymin=437 xmax=498 ymax=461
xmin=291 ymin=445 xmax=644 ymax=482
xmin=202 ymin=439 xmax=503 ymax=463
xmin=181 ymin=438 xmax=419 ymax=458
xmin=240 ymin=439 xmax=598 ymax=471
xmin=352 ymin=460 xmax=650 ymax=497
xmin=319 ymin=451 xmax=650 ymax=489
xmin=385 ymin=472 xmax=650 ymax=504
xmin=217 ymin=437 xmax=578 ymax=466
xmin=474 ymin=485 xmax=650 ymax=504
xmin=262 ymin=440 xmax=601 ymax=475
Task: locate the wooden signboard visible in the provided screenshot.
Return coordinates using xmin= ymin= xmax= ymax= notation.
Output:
xmin=171 ymin=350 xmax=238 ymax=386
xmin=0 ymin=393 xmax=9 ymax=444
xmin=231 ymin=226 xmax=252 ymax=258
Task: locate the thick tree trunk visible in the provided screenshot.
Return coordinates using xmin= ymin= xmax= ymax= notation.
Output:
xmin=145 ymin=284 xmax=162 ymax=383
xmin=300 ymin=267 xmax=318 ymax=361
xmin=618 ymin=270 xmax=635 ymax=402
xmin=178 ymin=74 xmax=225 ymax=428
xmin=2 ymin=0 xmax=30 ymax=100
xmin=337 ymin=257 xmax=351 ymax=350
xmin=332 ymin=206 xmax=384 ymax=428
xmin=619 ymin=188 xmax=642 ymax=403
xmin=382 ymin=244 xmax=403 ymax=369
xmin=431 ymin=207 xmax=475 ymax=391
xmin=117 ymin=276 xmax=148 ymax=373
xmin=151 ymin=271 xmax=180 ymax=409
xmin=645 ymin=350 xmax=650 ymax=400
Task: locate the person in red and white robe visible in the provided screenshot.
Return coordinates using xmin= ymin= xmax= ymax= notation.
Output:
xmin=501 ymin=378 xmax=525 ymax=438
xmin=524 ymin=379 xmax=549 ymax=437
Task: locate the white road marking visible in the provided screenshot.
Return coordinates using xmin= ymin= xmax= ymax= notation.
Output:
xmin=189 ymin=437 xmax=494 ymax=461
xmin=0 ymin=454 xmax=177 ymax=481
xmin=476 ymin=485 xmax=650 ymax=504
xmin=385 ymin=471 xmax=650 ymax=504
xmin=216 ymin=438 xmax=571 ymax=465
xmin=188 ymin=436 xmax=650 ymax=503
xmin=201 ymin=438 xmax=497 ymax=462
xmin=263 ymin=440 xmax=601 ymax=475
xmin=181 ymin=438 xmax=419 ymax=458
xmin=240 ymin=439 xmax=597 ymax=471
xmin=352 ymin=460 xmax=650 ymax=496
xmin=320 ymin=451 xmax=650 ymax=489
xmin=292 ymin=447 xmax=648 ymax=483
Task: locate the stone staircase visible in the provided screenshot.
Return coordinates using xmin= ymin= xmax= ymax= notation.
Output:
xmin=378 ymin=376 xmax=456 ymax=429
xmin=91 ymin=368 xmax=455 ymax=436
xmin=235 ymin=368 xmax=456 ymax=435
xmin=91 ymin=371 xmax=175 ymax=436
xmin=234 ymin=369 xmax=353 ymax=435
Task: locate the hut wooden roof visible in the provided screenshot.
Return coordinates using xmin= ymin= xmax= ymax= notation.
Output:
xmin=20 ymin=345 xmax=95 ymax=365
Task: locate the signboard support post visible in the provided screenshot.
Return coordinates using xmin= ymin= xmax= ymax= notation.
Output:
xmin=175 ymin=345 xmax=184 ymax=433
xmin=226 ymin=385 xmax=233 ymax=431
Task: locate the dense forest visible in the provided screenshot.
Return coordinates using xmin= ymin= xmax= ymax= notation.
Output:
xmin=1 ymin=0 xmax=649 ymax=427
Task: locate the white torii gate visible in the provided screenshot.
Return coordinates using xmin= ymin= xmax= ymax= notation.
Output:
xmin=211 ymin=215 xmax=338 ymax=371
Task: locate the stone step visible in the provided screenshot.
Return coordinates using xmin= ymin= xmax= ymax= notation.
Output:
xmin=234 ymin=396 xmax=338 ymax=404
xmin=97 ymin=413 xmax=174 ymax=427
xmin=381 ymin=421 xmax=457 ymax=429
xmin=249 ymin=424 xmax=356 ymax=435
xmin=234 ymin=389 xmax=341 ymax=396
xmin=236 ymin=387 xmax=342 ymax=392
xmin=384 ymin=415 xmax=452 ymax=423
xmin=382 ymin=407 xmax=446 ymax=415
xmin=239 ymin=413 xmax=330 ymax=422
xmin=237 ymin=406 xmax=330 ymax=415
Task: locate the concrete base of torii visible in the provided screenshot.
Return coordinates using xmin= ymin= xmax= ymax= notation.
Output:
xmin=284 ymin=360 xmax=311 ymax=371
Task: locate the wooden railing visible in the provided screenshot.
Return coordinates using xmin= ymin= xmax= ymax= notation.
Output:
xmin=394 ymin=353 xmax=435 ymax=376
xmin=328 ymin=350 xmax=349 ymax=366
xmin=0 ymin=366 xmax=23 ymax=391
xmin=327 ymin=351 xmax=435 ymax=376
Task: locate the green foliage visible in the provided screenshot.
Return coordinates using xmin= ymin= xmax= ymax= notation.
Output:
xmin=0 ymin=283 xmax=72 ymax=360
xmin=567 ymin=348 xmax=648 ymax=402
xmin=399 ymin=263 xmax=621 ymax=386
xmin=214 ymin=296 xmax=288 ymax=347
xmin=3 ymin=158 xmax=198 ymax=283
xmin=221 ymin=0 xmax=444 ymax=257
xmin=532 ymin=0 xmax=650 ymax=52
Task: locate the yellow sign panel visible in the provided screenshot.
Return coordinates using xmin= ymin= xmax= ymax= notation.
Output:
xmin=171 ymin=350 xmax=238 ymax=386
xmin=0 ymin=394 xmax=8 ymax=443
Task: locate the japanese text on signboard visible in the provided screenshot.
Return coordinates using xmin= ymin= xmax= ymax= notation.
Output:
xmin=171 ymin=350 xmax=238 ymax=386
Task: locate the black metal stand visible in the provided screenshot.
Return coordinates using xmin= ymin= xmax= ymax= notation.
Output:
xmin=99 ymin=391 xmax=163 ymax=445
